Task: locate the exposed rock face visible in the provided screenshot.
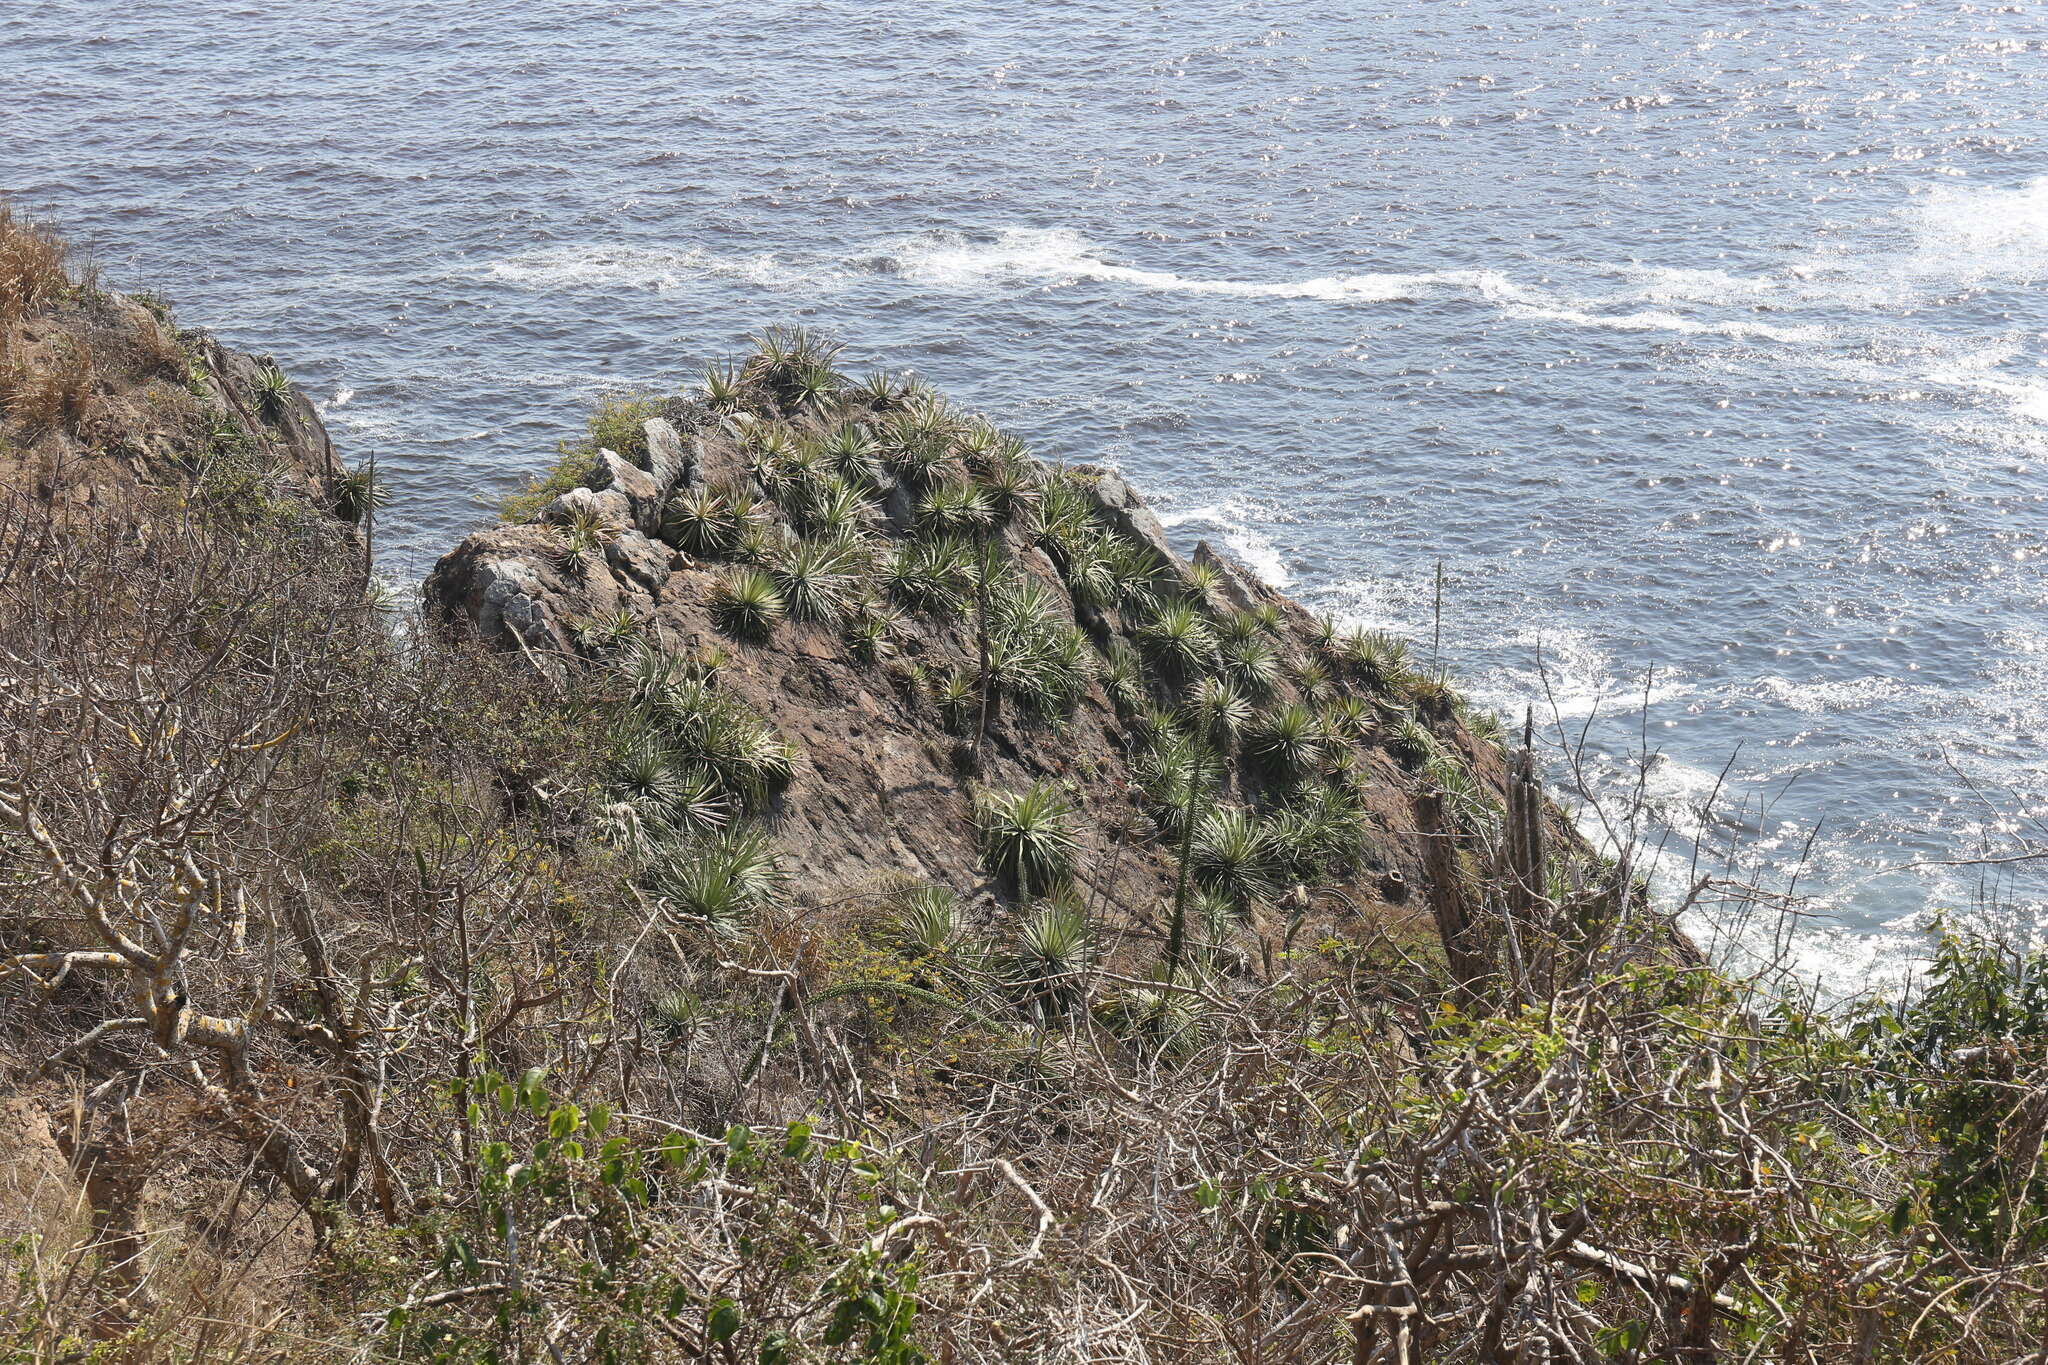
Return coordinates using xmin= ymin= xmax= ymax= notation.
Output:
xmin=424 ymin=392 xmax=1528 ymax=934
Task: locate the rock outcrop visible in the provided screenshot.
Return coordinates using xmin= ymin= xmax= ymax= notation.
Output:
xmin=425 ymin=380 xmax=1540 ymax=939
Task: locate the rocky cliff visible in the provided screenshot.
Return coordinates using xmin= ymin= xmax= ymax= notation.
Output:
xmin=424 ymin=333 xmax=1549 ymax=949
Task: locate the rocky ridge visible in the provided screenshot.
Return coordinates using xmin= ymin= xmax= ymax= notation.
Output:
xmin=424 ymin=344 xmax=1555 ymax=944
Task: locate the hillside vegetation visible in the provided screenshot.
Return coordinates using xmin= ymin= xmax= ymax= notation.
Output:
xmin=3 ymin=209 xmax=2048 ymax=1364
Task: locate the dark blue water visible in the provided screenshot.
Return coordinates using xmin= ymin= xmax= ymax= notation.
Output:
xmin=8 ymin=1 xmax=2046 ymax=977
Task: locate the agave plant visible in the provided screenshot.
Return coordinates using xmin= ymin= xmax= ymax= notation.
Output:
xmin=822 ymin=424 xmax=884 ymax=487
xmin=1100 ymin=640 xmax=1147 ymax=713
xmin=916 ymin=480 xmax=996 ymax=537
xmin=701 ymin=360 xmax=746 ymax=414
xmin=331 ymin=464 xmax=388 ymax=524
xmin=1406 ymin=669 xmax=1459 ymax=717
xmin=883 ymin=405 xmax=954 ymax=486
xmin=976 ymin=781 xmax=1082 ymax=896
xmin=743 ymin=325 xmax=843 ymax=401
xmin=889 ymin=884 xmax=963 ymax=959
xmin=1322 ymin=694 xmax=1374 ymax=744
xmin=1183 ymin=674 xmax=1253 ymax=745
xmin=252 ymin=362 xmax=293 ymax=420
xmin=1190 ymin=806 xmax=1278 ymax=907
xmin=561 ymin=505 xmax=616 ymax=556
xmin=787 ymin=359 xmax=842 ymax=411
xmin=1138 ymin=600 xmax=1218 ymax=682
xmin=1309 ymin=613 xmax=1339 ymax=651
xmin=1103 ymin=538 xmax=1171 ymax=612
xmin=709 ymin=565 xmax=786 ymax=641
xmin=843 ymin=605 xmax=900 ymax=664
xmin=1056 ymin=531 xmax=1119 ymax=610
xmin=1105 ymin=981 xmax=1209 ymax=1058
xmin=1344 ymin=629 xmax=1413 ymax=693
xmin=1266 ymin=783 xmax=1361 ymax=881
xmin=933 ymin=667 xmax=980 ymax=733
xmin=784 ymin=471 xmax=872 ymax=542
xmin=1219 ymin=636 xmax=1281 ymax=697
xmin=1290 ymin=656 xmax=1334 ymax=704
xmin=1002 ymin=893 xmax=1094 ymax=1018
xmin=856 ymin=369 xmax=902 ymax=409
xmin=884 ymin=536 xmax=977 ymax=613
xmin=1133 ymin=731 xmax=1218 ymax=841
xmin=1029 ymin=476 xmax=1096 ymax=551
xmin=657 ymin=684 xmax=797 ymax=812
xmin=1181 ymin=560 xmax=1223 ymax=601
xmin=662 ymin=485 xmax=736 ymax=556
xmin=977 ymin=454 xmax=1040 ymax=523
xmin=1218 ymin=609 xmax=1263 ymax=646
xmin=770 ymin=534 xmax=864 ymax=622
xmin=1387 ymin=713 xmax=1439 ymax=768
xmin=1248 ymin=702 xmax=1325 ymax=780
xmin=647 ymin=828 xmax=784 ymax=936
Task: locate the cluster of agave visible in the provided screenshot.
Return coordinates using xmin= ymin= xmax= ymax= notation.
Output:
xmin=597 ymin=640 xmax=796 ymax=934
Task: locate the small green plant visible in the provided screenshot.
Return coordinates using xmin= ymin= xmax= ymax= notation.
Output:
xmin=1388 ymin=713 xmax=1438 ymax=768
xmin=663 ymin=484 xmax=736 ymax=555
xmin=822 ymin=424 xmax=884 ymax=488
xmin=770 ymin=535 xmax=864 ymax=622
xmin=1100 ymin=640 xmax=1147 ymax=713
xmin=331 ymin=463 xmax=388 ymax=524
xmin=648 ymin=828 xmax=784 ymax=935
xmin=1183 ymin=674 xmax=1252 ymax=745
xmin=917 ymin=480 xmax=996 ymax=537
xmin=888 ymin=884 xmax=963 ymax=959
xmin=252 ymin=361 xmax=293 ymax=420
xmin=1138 ymin=600 xmax=1218 ymax=682
xmin=1002 ymin=892 xmax=1094 ymax=1018
xmin=977 ymin=454 xmax=1040 ymax=522
xmin=1291 ymin=656 xmax=1333 ymax=703
xmin=709 ymin=565 xmax=787 ymax=641
xmin=1189 ymin=806 xmax=1277 ymax=907
xmin=701 ymin=359 xmax=745 ymax=413
xmin=976 ymin=781 xmax=1081 ymax=896
xmin=884 ymin=535 xmax=977 ymax=614
xmin=1218 ymin=636 xmax=1281 ymax=697
xmin=1248 ymin=702 xmax=1324 ymax=780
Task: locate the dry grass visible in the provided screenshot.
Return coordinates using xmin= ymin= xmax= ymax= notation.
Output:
xmin=0 ymin=203 xmax=69 ymax=330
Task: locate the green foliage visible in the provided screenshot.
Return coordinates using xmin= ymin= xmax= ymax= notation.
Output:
xmin=709 ymin=565 xmax=787 ymax=641
xmin=331 ymin=463 xmax=388 ymax=524
xmin=1217 ymin=635 xmax=1281 ymax=697
xmin=1138 ymin=600 xmax=1218 ymax=683
xmin=882 ymin=534 xmax=976 ymax=614
xmin=647 ymin=827 xmax=783 ymax=934
xmin=1189 ymin=806 xmax=1277 ymax=907
xmin=1002 ymin=893 xmax=1094 ymax=1018
xmin=252 ymin=361 xmax=293 ymax=420
xmin=975 ymin=781 xmax=1081 ymax=896
xmin=1183 ymin=674 xmax=1253 ymax=745
xmin=770 ymin=533 xmax=866 ymax=623
xmin=1247 ymin=702 xmax=1324 ymax=780
xmin=915 ymin=479 xmax=996 ymax=537
xmin=662 ymin=483 xmax=737 ymax=555
xmin=500 ymin=392 xmax=663 ymax=522
xmin=1861 ymin=928 xmax=2048 ymax=1257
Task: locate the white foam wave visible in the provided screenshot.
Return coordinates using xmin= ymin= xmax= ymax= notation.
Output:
xmin=483 ymin=244 xmax=831 ymax=293
xmin=1157 ymin=499 xmax=1293 ymax=587
xmin=1504 ymin=300 xmax=1829 ymax=345
xmin=886 ymin=227 xmax=1505 ymax=304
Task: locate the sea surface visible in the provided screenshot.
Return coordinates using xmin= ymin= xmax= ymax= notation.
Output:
xmin=7 ymin=0 xmax=2046 ymax=983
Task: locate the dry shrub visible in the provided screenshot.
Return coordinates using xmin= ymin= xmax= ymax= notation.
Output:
xmin=0 ymin=203 xmax=68 ymax=328
xmin=0 ymin=337 xmax=96 ymax=433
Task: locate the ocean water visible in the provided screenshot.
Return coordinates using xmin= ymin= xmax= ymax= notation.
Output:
xmin=7 ymin=0 xmax=2045 ymax=981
